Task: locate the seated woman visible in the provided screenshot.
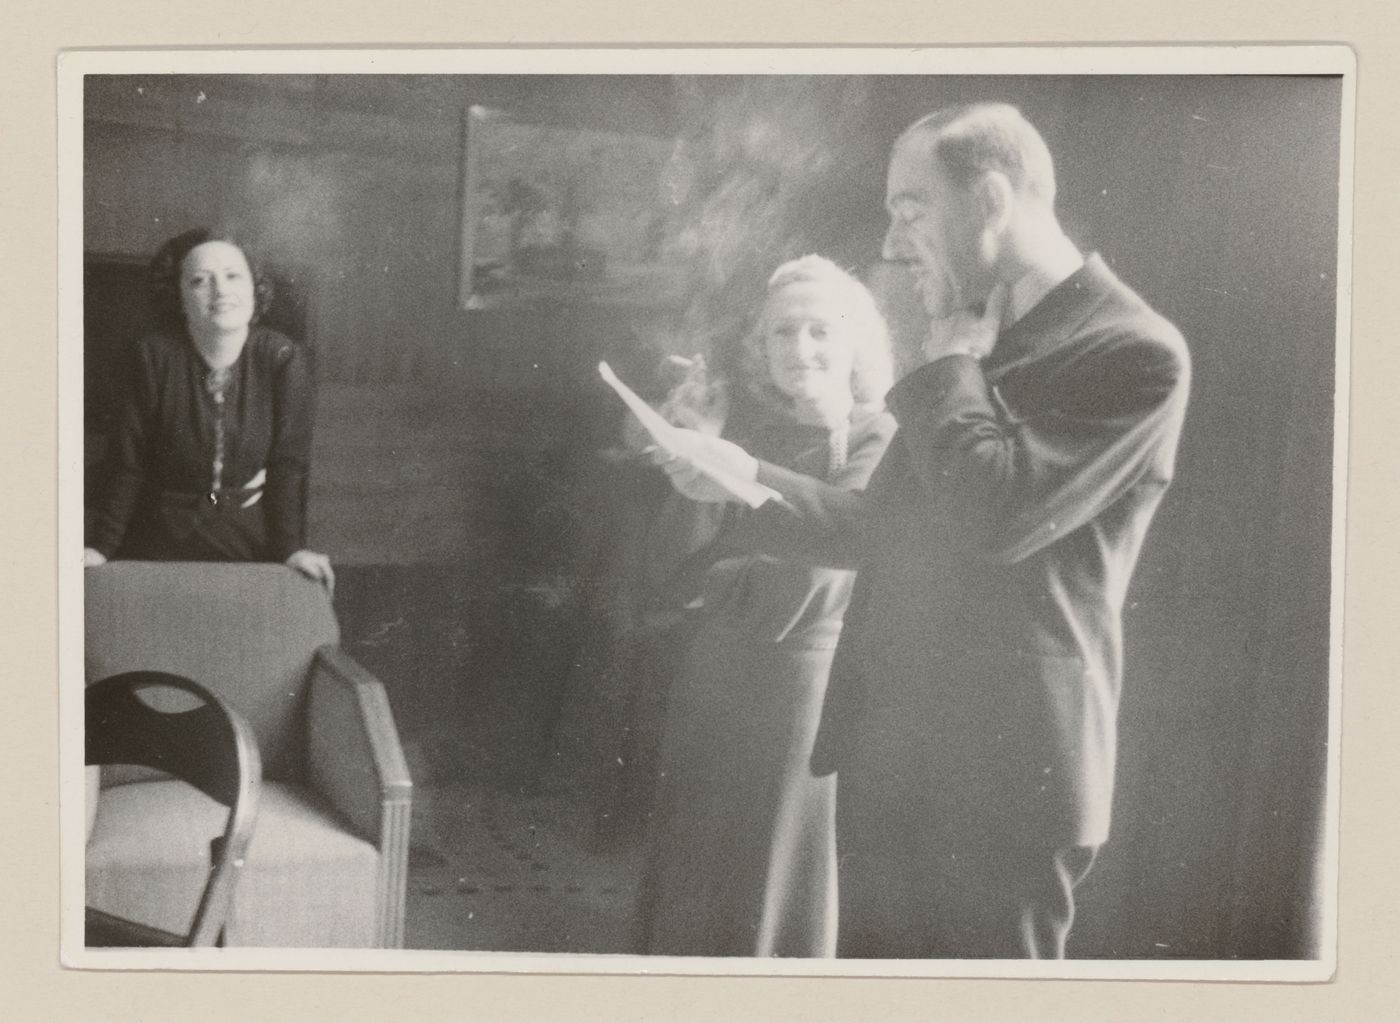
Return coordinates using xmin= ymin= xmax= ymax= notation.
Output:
xmin=83 ymin=229 xmax=333 ymax=592
xmin=635 ymin=255 xmax=895 ymax=957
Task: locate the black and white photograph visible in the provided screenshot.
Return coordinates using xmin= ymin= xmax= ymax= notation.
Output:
xmin=59 ymin=47 xmax=1351 ymax=977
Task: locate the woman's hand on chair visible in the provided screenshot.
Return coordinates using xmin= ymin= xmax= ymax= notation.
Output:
xmin=286 ymin=549 xmax=335 ymax=597
xmin=83 ymin=547 xmax=108 ymax=567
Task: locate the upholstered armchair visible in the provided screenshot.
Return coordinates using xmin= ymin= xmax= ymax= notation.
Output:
xmin=84 ymin=562 xmax=412 ymax=948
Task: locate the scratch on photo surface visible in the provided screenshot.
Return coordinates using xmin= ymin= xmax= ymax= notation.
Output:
xmin=358 ymin=615 xmax=407 ymax=647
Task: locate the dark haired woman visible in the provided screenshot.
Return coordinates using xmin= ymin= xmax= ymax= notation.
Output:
xmin=83 ymin=230 xmax=333 ymax=592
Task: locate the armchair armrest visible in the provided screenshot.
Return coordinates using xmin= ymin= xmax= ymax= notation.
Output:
xmin=306 ymin=645 xmax=412 ymax=947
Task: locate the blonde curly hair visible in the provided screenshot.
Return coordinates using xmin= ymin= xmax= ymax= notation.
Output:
xmin=739 ymin=254 xmax=893 ymax=411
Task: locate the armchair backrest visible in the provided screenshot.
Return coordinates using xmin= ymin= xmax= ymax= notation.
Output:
xmin=85 ymin=562 xmax=340 ymax=781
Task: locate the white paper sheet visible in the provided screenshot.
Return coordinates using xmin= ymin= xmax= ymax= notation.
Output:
xmin=598 ymin=361 xmax=783 ymax=509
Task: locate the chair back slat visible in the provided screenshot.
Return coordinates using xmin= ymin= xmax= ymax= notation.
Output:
xmin=87 ymin=672 xmax=250 ymax=807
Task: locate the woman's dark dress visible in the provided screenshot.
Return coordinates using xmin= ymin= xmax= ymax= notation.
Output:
xmin=636 ymin=400 xmax=895 ymax=957
xmin=86 ymin=326 xmax=313 ymax=562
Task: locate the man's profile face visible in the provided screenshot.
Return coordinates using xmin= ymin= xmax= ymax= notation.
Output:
xmin=882 ymin=141 xmax=991 ymax=318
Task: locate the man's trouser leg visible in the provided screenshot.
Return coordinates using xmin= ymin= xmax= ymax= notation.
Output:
xmin=836 ymin=798 xmax=1099 ymax=959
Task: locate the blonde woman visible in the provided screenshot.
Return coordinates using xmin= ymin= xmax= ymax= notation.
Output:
xmin=637 ymin=255 xmax=895 ymax=957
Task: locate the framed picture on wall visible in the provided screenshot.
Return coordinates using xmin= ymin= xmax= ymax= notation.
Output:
xmin=456 ymin=104 xmax=689 ymax=310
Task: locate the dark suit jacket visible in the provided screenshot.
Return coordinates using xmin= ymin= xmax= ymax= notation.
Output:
xmin=720 ymin=254 xmax=1190 ymax=848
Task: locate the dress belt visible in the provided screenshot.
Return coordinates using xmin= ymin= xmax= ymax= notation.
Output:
xmin=160 ymin=486 xmax=264 ymax=510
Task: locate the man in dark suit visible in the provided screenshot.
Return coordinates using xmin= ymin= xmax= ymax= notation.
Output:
xmin=655 ymin=102 xmax=1190 ymax=958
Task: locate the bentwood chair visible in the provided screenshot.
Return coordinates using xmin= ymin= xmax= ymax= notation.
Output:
xmin=85 ymin=670 xmax=261 ymax=948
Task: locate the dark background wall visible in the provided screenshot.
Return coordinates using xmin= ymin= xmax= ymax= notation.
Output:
xmin=83 ymin=73 xmax=1341 ymax=959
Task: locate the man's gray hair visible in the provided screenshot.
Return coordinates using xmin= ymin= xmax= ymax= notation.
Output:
xmin=897 ymin=103 xmax=1057 ymax=203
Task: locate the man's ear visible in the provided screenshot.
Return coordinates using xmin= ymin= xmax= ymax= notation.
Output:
xmin=975 ymin=171 xmax=1015 ymax=234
